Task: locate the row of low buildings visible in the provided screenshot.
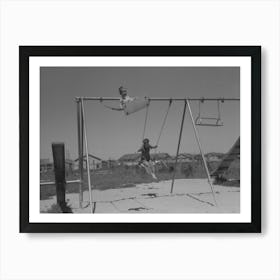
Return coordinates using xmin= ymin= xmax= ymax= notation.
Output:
xmin=117 ymin=152 xmax=224 ymax=166
xmin=40 ymin=154 xmax=119 ymax=173
xmin=40 ymin=152 xmax=225 ymax=173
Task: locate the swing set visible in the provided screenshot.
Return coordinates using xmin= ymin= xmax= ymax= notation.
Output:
xmin=75 ymin=96 xmax=239 ymax=213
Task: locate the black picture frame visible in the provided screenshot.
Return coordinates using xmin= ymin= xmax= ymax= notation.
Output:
xmin=20 ymin=46 xmax=261 ymax=233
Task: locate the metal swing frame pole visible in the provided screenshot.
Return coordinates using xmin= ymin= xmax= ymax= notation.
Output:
xmin=186 ymin=99 xmax=218 ymax=206
xmin=170 ymin=100 xmax=187 ymax=194
xmin=80 ymin=99 xmax=95 ymax=213
xmin=76 ymin=101 xmax=83 ymax=207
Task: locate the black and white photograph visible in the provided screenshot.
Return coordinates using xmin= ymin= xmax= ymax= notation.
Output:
xmin=20 ymin=46 xmax=261 ymax=232
xmin=40 ymin=67 xmax=240 ymax=214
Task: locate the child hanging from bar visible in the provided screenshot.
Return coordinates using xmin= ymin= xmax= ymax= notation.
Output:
xmin=101 ymin=86 xmax=149 ymax=115
xmin=119 ymin=86 xmax=135 ymax=111
xmin=102 ymin=86 xmax=133 ymax=111
xmin=138 ymin=138 xmax=158 ymax=180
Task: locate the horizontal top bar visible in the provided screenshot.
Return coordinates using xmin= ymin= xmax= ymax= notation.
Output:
xmin=75 ymin=97 xmax=240 ymax=102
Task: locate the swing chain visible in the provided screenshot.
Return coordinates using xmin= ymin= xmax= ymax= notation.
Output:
xmin=217 ymin=100 xmax=221 ymax=120
xmin=155 ymin=99 xmax=172 ymax=146
xmin=142 ymin=98 xmax=150 ymax=141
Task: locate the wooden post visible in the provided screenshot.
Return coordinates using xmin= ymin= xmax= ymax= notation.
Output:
xmin=52 ymin=143 xmax=67 ymax=211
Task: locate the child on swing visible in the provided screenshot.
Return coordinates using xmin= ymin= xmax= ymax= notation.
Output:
xmin=103 ymin=86 xmax=148 ymax=115
xmin=138 ymin=138 xmax=158 ymax=180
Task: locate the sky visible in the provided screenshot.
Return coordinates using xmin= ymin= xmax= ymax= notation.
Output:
xmin=40 ymin=67 xmax=240 ymax=161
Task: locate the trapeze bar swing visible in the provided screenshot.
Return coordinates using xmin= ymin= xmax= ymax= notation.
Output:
xmin=75 ymin=96 xmax=239 ymax=212
xmin=195 ymin=98 xmax=224 ymax=127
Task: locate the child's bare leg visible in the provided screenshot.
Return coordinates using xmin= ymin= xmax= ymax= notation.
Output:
xmin=148 ymin=161 xmax=157 ymax=179
xmin=150 ymin=162 xmax=155 ymax=174
xmin=142 ymin=161 xmax=152 ymax=175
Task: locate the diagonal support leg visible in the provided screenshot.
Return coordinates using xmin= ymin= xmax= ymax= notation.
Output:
xmin=80 ymin=99 xmax=95 ymax=213
xmin=170 ymin=100 xmax=187 ymax=193
xmin=186 ymin=99 xmax=218 ymax=207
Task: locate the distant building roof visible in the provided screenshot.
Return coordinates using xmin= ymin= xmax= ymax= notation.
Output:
xmin=193 ymin=154 xmax=203 ymax=160
xmin=119 ymin=153 xmax=170 ymax=161
xmin=169 ymin=153 xmax=225 ymax=161
xmin=74 ymin=154 xmax=102 ymax=162
xmin=206 ymin=152 xmax=224 ymax=158
xmin=151 ymin=153 xmax=171 ymax=160
xmin=177 ymin=153 xmax=193 ymax=159
xmin=119 ymin=153 xmax=141 ymax=161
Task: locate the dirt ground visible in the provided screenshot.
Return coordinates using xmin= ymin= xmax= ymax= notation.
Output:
xmin=40 ymin=178 xmax=240 ymax=213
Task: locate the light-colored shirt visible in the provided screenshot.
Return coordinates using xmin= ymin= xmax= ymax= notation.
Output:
xmin=120 ymin=95 xmax=134 ymax=109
